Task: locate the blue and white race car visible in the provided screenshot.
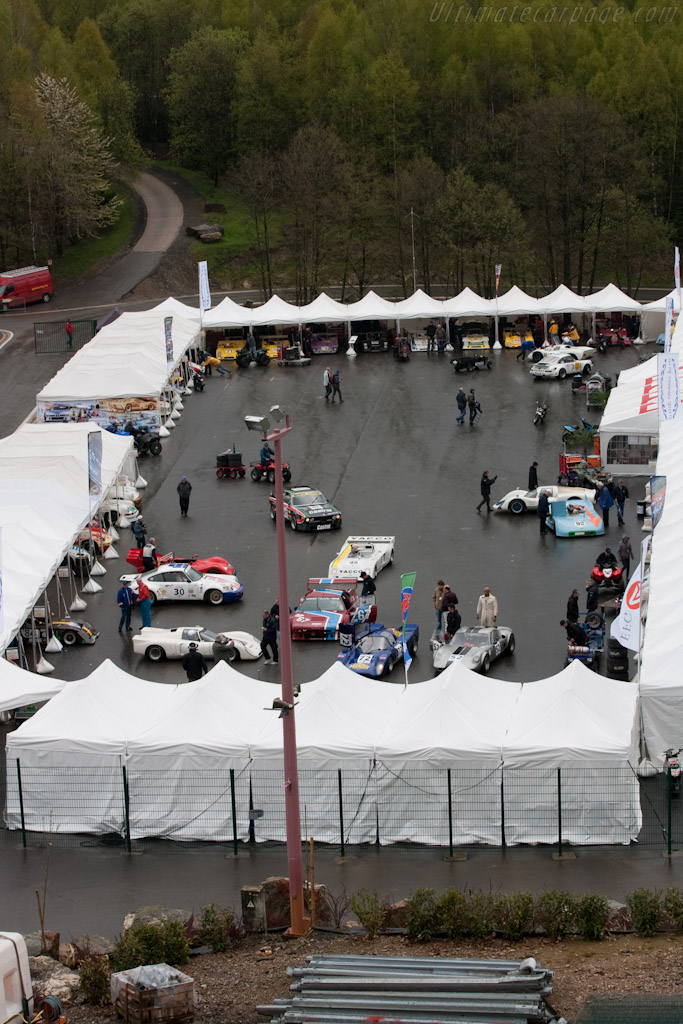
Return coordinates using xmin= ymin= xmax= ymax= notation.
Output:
xmin=120 ymin=564 xmax=244 ymax=605
xmin=337 ymin=623 xmax=419 ymax=677
xmin=546 ymin=498 xmax=605 ymax=538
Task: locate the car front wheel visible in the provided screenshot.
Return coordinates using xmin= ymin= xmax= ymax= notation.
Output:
xmin=480 ymin=654 xmax=490 ymax=673
xmin=290 ymin=518 xmax=298 ymax=531
xmin=146 ymin=645 xmax=166 ymax=662
xmin=60 ymin=630 xmax=78 ymax=646
xmin=506 ymin=634 xmax=516 ymax=655
xmin=206 ymin=589 xmax=224 ymax=605
xmin=509 ymin=499 xmax=526 ymax=515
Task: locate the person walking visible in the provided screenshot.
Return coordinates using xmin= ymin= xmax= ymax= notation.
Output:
xmin=476 ymin=587 xmax=498 ymax=627
xmin=426 ymin=321 xmax=437 ymax=353
xmin=613 ymin=480 xmax=630 ymax=525
xmin=182 ymin=642 xmax=208 ymax=681
xmin=212 ymin=633 xmax=236 ymax=664
xmin=261 ymin=608 xmax=279 ymax=664
xmin=131 ymin=515 xmax=146 ymax=548
xmin=331 ymin=368 xmax=343 ymax=403
xmin=597 ymin=482 xmax=614 ymax=528
xmin=456 ymin=388 xmax=467 ymax=424
xmin=528 ymin=461 xmax=539 ymax=490
xmin=436 ymin=323 xmax=447 ymax=352
xmin=65 ymin=320 xmax=74 ymax=349
xmin=117 ymin=580 xmax=137 ymax=632
xmin=566 ymin=589 xmax=580 ymax=624
xmin=432 ymin=580 xmax=446 ymax=632
xmin=537 ymin=488 xmax=550 ymax=535
xmin=467 ymin=389 xmax=481 ymax=426
xmin=586 ymin=578 xmax=599 ymax=612
xmin=476 ymin=470 xmax=497 ymax=513
xmin=142 ymin=538 xmax=157 ymax=571
xmin=177 ymin=476 xmax=192 ymax=517
xmin=618 ymin=535 xmax=634 ymax=580
xmin=323 ymin=367 xmax=332 ymax=402
xmin=137 ymin=577 xmax=152 ymax=628
xmin=359 ymin=571 xmax=376 ymax=605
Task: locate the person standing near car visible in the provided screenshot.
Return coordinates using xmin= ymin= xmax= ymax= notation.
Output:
xmin=426 ymin=320 xmax=437 ymax=353
xmin=528 ymin=461 xmax=539 ymax=490
xmin=537 ymin=489 xmax=551 ymax=535
xmin=212 ymin=633 xmax=236 ymax=664
xmin=65 ymin=320 xmax=74 ymax=349
xmin=132 ymin=515 xmax=146 ymax=548
xmin=323 ymin=367 xmax=332 ymax=402
xmin=613 ymin=479 xmax=629 ymax=526
xmin=476 ymin=470 xmax=497 ymax=513
xmin=177 ymin=476 xmax=192 ymax=517
xmin=618 ymin=535 xmax=634 ymax=580
xmin=445 ymin=603 xmax=461 ymax=640
xmin=432 ymin=580 xmax=446 ymax=632
xmin=136 ymin=576 xmax=152 ymax=628
xmin=476 ymin=587 xmax=498 ymax=627
xmin=117 ymin=580 xmax=137 ymax=632
xmin=142 ymin=538 xmax=157 ymax=571
xmin=359 ymin=571 xmax=376 ymax=606
xmin=586 ymin=577 xmax=600 ymax=612
xmin=596 ymin=481 xmax=614 ymax=528
xmin=566 ymin=589 xmax=580 ymax=624
xmin=436 ymin=323 xmax=447 ymax=352
xmin=182 ymin=642 xmax=208 ymax=681
xmin=456 ymin=388 xmax=467 ymax=424
xmin=261 ymin=609 xmax=279 ymax=664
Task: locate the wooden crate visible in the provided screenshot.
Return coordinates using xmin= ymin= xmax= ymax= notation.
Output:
xmin=111 ymin=965 xmax=195 ymax=1024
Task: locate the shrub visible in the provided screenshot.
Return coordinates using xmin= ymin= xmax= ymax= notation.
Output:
xmin=228 ymin=914 xmax=247 ymax=948
xmin=466 ymin=891 xmax=498 ymax=941
xmin=112 ymin=921 xmax=190 ymax=971
xmin=626 ymin=888 xmax=662 ymax=937
xmin=320 ymin=888 xmax=351 ymax=930
xmin=576 ymin=893 xmax=610 ymax=941
xmin=537 ymin=891 xmax=578 ymax=941
xmin=79 ymin=956 xmax=111 ymax=1006
xmin=496 ymin=892 xmax=533 ymax=942
xmin=439 ymin=888 xmax=468 ymax=940
xmin=197 ymin=904 xmax=236 ymax=953
xmin=406 ymin=887 xmax=440 ymax=943
xmin=664 ymin=887 xmax=683 ymax=931
xmin=349 ymin=889 xmax=386 ymax=939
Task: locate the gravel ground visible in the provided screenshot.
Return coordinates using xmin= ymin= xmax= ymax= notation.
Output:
xmin=64 ymin=930 xmax=683 ymax=1024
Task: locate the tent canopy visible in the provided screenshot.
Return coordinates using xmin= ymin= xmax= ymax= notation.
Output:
xmin=537 ymin=285 xmax=590 ymax=316
xmin=0 ymin=657 xmax=66 ymax=713
xmin=494 ymin=286 xmax=543 ymax=316
xmin=585 ymin=284 xmax=642 ymax=314
xmin=392 ymin=289 xmax=446 ymax=320
xmin=297 ymin=293 xmax=350 ymax=323
xmin=249 ymin=295 xmax=304 ymax=326
xmin=441 ymin=287 xmax=493 ymax=318
xmin=151 ymin=298 xmax=202 ymax=322
xmin=201 ymin=296 xmax=254 ymax=329
xmin=345 ymin=291 xmax=399 ymax=320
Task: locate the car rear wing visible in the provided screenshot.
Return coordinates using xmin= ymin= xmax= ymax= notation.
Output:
xmin=341 ymin=536 xmax=395 ymax=545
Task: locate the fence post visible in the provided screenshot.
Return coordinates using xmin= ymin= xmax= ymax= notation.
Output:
xmin=230 ymin=768 xmax=238 ymax=856
xmin=668 ymin=766 xmax=673 ymax=857
xmin=557 ymin=767 xmax=563 ymax=858
xmin=122 ymin=765 xmax=132 ymax=853
xmin=16 ymin=759 xmax=26 ymax=849
xmin=338 ymin=770 xmax=345 ymax=858
xmin=447 ymin=769 xmax=454 ymax=858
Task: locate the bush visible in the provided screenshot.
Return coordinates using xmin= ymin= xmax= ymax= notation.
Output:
xmin=439 ymin=888 xmax=468 ymax=940
xmin=496 ymin=892 xmax=533 ymax=942
xmin=320 ymin=888 xmax=351 ymax=930
xmin=537 ymin=891 xmax=578 ymax=941
xmin=112 ymin=921 xmax=190 ymax=971
xmin=466 ymin=891 xmax=498 ymax=941
xmin=406 ymin=887 xmax=440 ymax=943
xmin=663 ymin=887 xmax=683 ymax=931
xmin=349 ymin=889 xmax=386 ymax=939
xmin=576 ymin=893 xmax=610 ymax=941
xmin=197 ymin=904 xmax=236 ymax=953
xmin=79 ymin=956 xmax=111 ymax=1006
xmin=626 ymin=888 xmax=662 ymax=937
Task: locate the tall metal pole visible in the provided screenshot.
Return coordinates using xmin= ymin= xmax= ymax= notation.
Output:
xmin=268 ymin=416 xmax=310 ymax=937
xmin=410 ymin=207 xmax=417 ymax=294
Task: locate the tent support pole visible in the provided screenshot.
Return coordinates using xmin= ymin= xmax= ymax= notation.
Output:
xmin=338 ymin=770 xmax=345 ymax=858
xmin=668 ymin=768 xmax=672 ymax=857
xmin=122 ymin=765 xmax=132 ymax=853
xmin=230 ymin=768 xmax=238 ymax=856
xmin=16 ymin=760 xmax=26 ymax=848
xmin=447 ymin=769 xmax=454 ymax=858
xmin=557 ymin=768 xmax=563 ymax=858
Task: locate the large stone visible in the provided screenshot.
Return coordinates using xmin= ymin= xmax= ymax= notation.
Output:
xmin=23 ymin=932 xmax=44 ymax=957
xmin=123 ymin=905 xmax=190 ymax=933
xmin=606 ymin=900 xmax=632 ymax=932
xmin=199 ymin=231 xmax=223 ymax=243
xmin=186 ymin=223 xmax=224 ymax=239
xmin=75 ymin=934 xmax=114 ymax=957
xmin=59 ymin=944 xmax=78 ymax=968
xmin=29 ymin=956 xmax=81 ymax=1005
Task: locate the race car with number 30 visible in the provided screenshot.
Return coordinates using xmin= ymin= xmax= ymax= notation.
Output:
xmin=290 ymin=578 xmax=376 ymax=640
xmin=120 ymin=564 xmax=244 ymax=605
xmin=328 ymin=536 xmax=395 ymax=579
xmin=269 ymin=486 xmax=342 ymax=531
xmin=431 ymin=625 xmax=515 ymax=674
xmin=337 ymin=623 xmax=419 ymax=677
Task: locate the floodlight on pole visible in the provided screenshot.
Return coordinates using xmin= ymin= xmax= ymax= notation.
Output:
xmin=243 ymin=408 xmax=310 ymax=938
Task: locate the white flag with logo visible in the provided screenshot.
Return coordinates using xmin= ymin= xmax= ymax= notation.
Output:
xmin=610 ymin=561 xmax=643 ymax=652
xmin=658 ymin=351 xmax=679 ymax=420
xmin=198 ymin=261 xmax=211 ymax=311
xmin=675 ymin=246 xmax=681 ymax=311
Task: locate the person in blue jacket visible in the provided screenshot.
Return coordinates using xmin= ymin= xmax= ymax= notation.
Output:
xmin=117 ymin=580 xmax=137 ymax=632
xmin=597 ymin=482 xmax=614 ymax=528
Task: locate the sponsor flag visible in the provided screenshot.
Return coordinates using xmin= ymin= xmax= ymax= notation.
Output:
xmin=198 ymin=260 xmax=211 ymax=311
xmin=665 ymin=295 xmax=674 ymax=353
xmin=675 ymin=246 xmax=681 ymax=313
xmin=0 ymin=526 xmax=3 ymax=635
xmin=650 ymin=475 xmax=667 ymax=531
xmin=658 ymin=351 xmax=679 ymax=420
xmin=164 ymin=316 xmax=174 ymax=368
xmin=610 ymin=537 xmax=649 ymax=652
xmin=87 ymin=430 xmax=102 ymax=502
xmin=495 ymin=263 xmax=502 ymax=296
xmin=400 ymin=571 xmax=417 ymax=680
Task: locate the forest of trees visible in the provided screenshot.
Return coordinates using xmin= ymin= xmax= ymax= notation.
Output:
xmin=1 ymin=0 xmax=681 ymax=298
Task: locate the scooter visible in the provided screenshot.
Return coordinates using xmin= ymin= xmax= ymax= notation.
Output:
xmin=533 ymin=402 xmax=548 ymax=426
xmin=561 ymin=417 xmax=595 ymax=442
xmin=191 ymin=370 xmax=205 ymax=392
xmin=250 ymin=459 xmax=292 ymax=483
xmin=664 ymin=748 xmax=681 ymax=797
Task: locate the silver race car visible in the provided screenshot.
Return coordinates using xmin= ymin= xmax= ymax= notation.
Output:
xmin=431 ymin=625 xmax=515 ymax=674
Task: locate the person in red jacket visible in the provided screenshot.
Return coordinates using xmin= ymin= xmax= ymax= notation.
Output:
xmin=137 ymin=577 xmax=152 ymax=628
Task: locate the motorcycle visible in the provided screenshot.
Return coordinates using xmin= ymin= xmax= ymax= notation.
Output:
xmin=533 ymin=402 xmax=548 ymax=426
xmin=592 ymin=562 xmax=624 ymax=591
xmin=191 ymin=370 xmax=205 ymax=392
xmin=665 ymin=748 xmax=681 ymax=797
xmin=561 ymin=417 xmax=596 ymax=442
xmin=250 ymin=459 xmax=292 ymax=483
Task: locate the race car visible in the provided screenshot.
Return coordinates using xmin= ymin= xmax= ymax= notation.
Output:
xmin=290 ymin=578 xmax=377 ymax=640
xmin=77 ymin=518 xmax=113 ymax=555
xmin=99 ymin=497 xmax=140 ymax=525
xmin=493 ymin=485 xmax=596 ymax=515
xmin=269 ymin=486 xmax=342 ymax=531
xmin=105 ymin=481 xmax=141 ymax=506
xmin=503 ymin=328 xmax=533 ymax=349
xmin=431 ymin=625 xmax=515 ymax=674
xmin=530 ymin=351 xmax=593 ymax=379
xmin=126 ymin=549 xmax=235 ymax=575
xmin=132 ymin=625 xmax=261 ymax=662
xmin=461 ymin=324 xmax=490 ymax=350
xmin=328 ymin=536 xmax=395 ymax=579
xmin=546 ymin=498 xmax=605 ymax=538
xmin=531 ymin=344 xmax=595 ymax=364
xmin=337 ymin=623 xmax=419 ymax=677
xmin=20 ymin=615 xmax=99 ymax=647
xmin=119 ymin=564 xmax=244 ymax=605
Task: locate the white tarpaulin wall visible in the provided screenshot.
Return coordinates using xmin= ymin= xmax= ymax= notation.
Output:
xmin=0 ymin=654 xmax=66 ymax=712
xmin=640 ymin=289 xmax=679 ymax=341
xmin=598 ymin=375 xmax=661 ymax=476
xmin=0 ymin=424 xmax=133 ymax=654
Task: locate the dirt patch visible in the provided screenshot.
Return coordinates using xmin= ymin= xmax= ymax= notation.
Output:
xmin=65 ymin=931 xmax=683 ymax=1024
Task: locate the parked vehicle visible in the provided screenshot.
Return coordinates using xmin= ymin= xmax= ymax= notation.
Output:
xmin=565 ymin=611 xmax=604 ymax=670
xmin=453 ymin=354 xmax=492 ymax=372
xmin=533 ymin=402 xmax=548 ymax=425
xmin=20 ymin=614 xmax=99 ymax=646
xmin=270 ymin=485 xmax=342 ymax=531
xmin=431 ymin=625 xmax=515 ymax=674
xmin=0 ymin=265 xmax=53 ymax=310
xmin=665 ymin=748 xmax=682 ymax=797
xmin=592 ymin=561 xmax=625 ymax=592
xmin=192 ymin=370 xmax=205 ymax=391
xmin=127 ymin=426 xmax=162 ymax=457
xmin=236 ymin=345 xmax=270 ymax=367
xmin=561 ymin=417 xmax=596 ymax=443
xmin=133 ymin=625 xmax=261 ymax=662
xmin=291 ymin=577 xmax=376 ymax=640
xmin=216 ymin=449 xmax=245 ymax=479
xmin=597 ymin=327 xmax=631 ymax=353
xmin=337 ymin=623 xmax=419 ymax=677
xmin=250 ymin=458 xmax=292 ymax=483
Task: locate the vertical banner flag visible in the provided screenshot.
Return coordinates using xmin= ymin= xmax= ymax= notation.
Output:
xmin=495 ymin=264 xmax=502 ymax=296
xmin=675 ymin=246 xmax=681 ymax=313
xmin=198 ymin=260 xmax=211 ymax=312
xmin=658 ymin=351 xmax=679 ymax=420
xmin=0 ymin=525 xmax=3 ymax=636
xmin=665 ymin=295 xmax=674 ymax=353
xmin=400 ymin=571 xmax=417 ymax=680
xmin=87 ymin=430 xmax=102 ymax=503
xmin=164 ymin=316 xmax=174 ymax=368
xmin=649 ymin=475 xmax=667 ymax=531
xmin=610 ymin=537 xmax=649 ymax=652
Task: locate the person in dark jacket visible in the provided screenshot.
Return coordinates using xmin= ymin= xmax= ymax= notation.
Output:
xmin=445 ymin=603 xmax=461 ymax=638
xmin=467 ymin=389 xmax=481 ymax=425
xmin=182 ymin=642 xmax=208 ymax=681
xmin=618 ymin=536 xmax=634 ymax=579
xmin=566 ymin=589 xmax=580 ymax=624
xmin=596 ymin=547 xmax=618 ymax=569
xmin=586 ymin=578 xmax=600 ymax=612
xmin=441 ymin=585 xmax=458 ymax=611
xmin=537 ymin=489 xmax=550 ymax=534
xmin=261 ymin=609 xmax=279 ymax=664
xmin=142 ymin=538 xmax=157 ymax=571
xmin=359 ymin=571 xmax=376 ymax=605
xmin=528 ymin=462 xmax=539 ymax=490
xmin=116 ymin=580 xmax=137 ymax=631
xmin=456 ymin=388 xmax=467 ymax=424
xmin=476 ymin=471 xmax=497 ymax=513
xmin=131 ymin=516 xmax=146 ymax=547
xmin=597 ymin=482 xmax=614 ymax=527
xmin=613 ymin=480 xmax=629 ymax=525
xmin=561 ymin=619 xmax=587 ymax=645
xmin=177 ymin=476 xmax=192 ymax=516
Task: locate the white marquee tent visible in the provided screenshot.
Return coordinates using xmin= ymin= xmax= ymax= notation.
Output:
xmin=392 ymin=289 xmax=446 ymax=320
xmin=584 ymin=283 xmax=643 ymax=314
xmin=249 ymin=294 xmax=304 ymax=326
xmin=0 ymin=658 xmax=66 ymax=714
xmin=493 ymin=286 xmax=544 ymax=316
xmin=297 ymin=293 xmax=350 ymax=324
xmin=201 ymin=296 xmax=254 ymax=328
xmin=538 ymin=285 xmax=591 ymax=316
xmin=441 ymin=287 xmax=494 ymax=318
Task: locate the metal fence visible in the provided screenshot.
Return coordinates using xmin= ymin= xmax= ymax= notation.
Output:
xmin=34 ymin=318 xmax=97 ymax=354
xmin=3 ymin=762 xmax=679 ymax=855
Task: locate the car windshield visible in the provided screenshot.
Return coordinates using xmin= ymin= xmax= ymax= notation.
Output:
xmin=200 ymin=629 xmax=217 ymax=641
xmin=185 ymin=566 xmax=203 ymax=581
xmin=299 ymin=596 xmax=344 ymax=612
xmin=291 ymin=491 xmax=325 ymax=506
xmin=452 ymin=630 xmax=489 ymax=647
xmin=357 ymin=633 xmax=393 ymax=653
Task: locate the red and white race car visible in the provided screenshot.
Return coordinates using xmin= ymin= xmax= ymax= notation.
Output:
xmin=126 ymin=549 xmax=235 ymax=575
xmin=290 ymin=578 xmax=377 ymax=641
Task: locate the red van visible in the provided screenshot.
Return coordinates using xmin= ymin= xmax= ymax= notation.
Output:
xmin=0 ymin=266 xmax=53 ymax=310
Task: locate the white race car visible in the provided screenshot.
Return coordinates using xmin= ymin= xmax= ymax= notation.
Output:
xmin=100 ymin=497 xmax=141 ymax=525
xmin=493 ymin=485 xmax=596 ymax=515
xmin=105 ymin=481 xmax=141 ymax=505
xmin=120 ymin=563 xmax=244 ymax=605
xmin=530 ymin=351 xmax=593 ymax=379
xmin=328 ymin=536 xmax=395 ymax=579
xmin=132 ymin=625 xmax=261 ymax=662
xmin=531 ymin=344 xmax=595 ymax=364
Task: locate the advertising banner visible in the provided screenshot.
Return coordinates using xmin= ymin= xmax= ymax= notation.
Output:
xmin=0 ymin=526 xmax=3 ymax=635
xmin=665 ymin=295 xmax=674 ymax=353
xmin=87 ymin=430 xmax=102 ymax=502
xmin=495 ymin=264 xmax=502 ymax=295
xmin=658 ymin=352 xmax=679 ymax=420
xmin=164 ymin=317 xmax=174 ymax=368
xmin=198 ymin=261 xmax=212 ymax=311
xmin=649 ymin=475 xmax=667 ymax=531
xmin=36 ymin=398 xmax=160 ymax=432
xmin=610 ymin=560 xmax=643 ymax=652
